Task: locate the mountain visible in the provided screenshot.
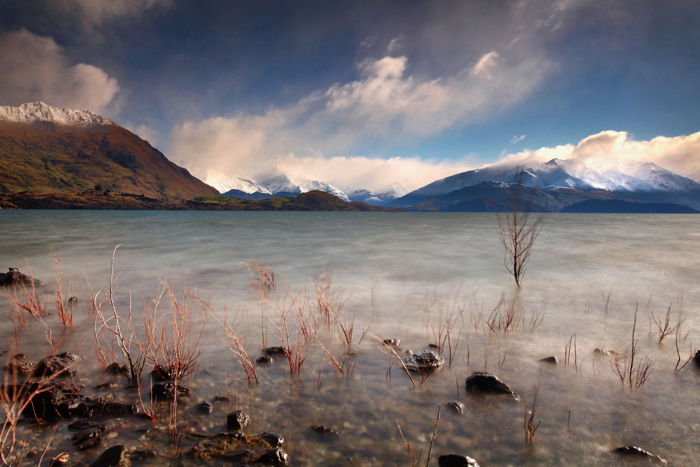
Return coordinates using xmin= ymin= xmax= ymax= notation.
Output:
xmin=347 ymin=185 xmax=406 ymax=206
xmin=220 ymin=173 xmax=351 ymax=201
xmin=392 ymin=158 xmax=700 ymax=212
xmin=203 ymin=173 xmax=270 ymax=195
xmin=0 ymin=102 xmax=218 ymax=200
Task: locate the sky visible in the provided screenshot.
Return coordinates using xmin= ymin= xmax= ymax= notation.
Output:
xmin=1 ymin=0 xmax=699 ymax=192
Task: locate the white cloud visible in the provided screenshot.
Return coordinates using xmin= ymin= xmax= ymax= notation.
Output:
xmin=510 ymin=134 xmax=527 ymax=144
xmin=0 ymin=29 xmax=120 ymax=114
xmin=498 ymin=130 xmax=700 ymax=181
xmin=471 ymin=51 xmax=500 ymax=77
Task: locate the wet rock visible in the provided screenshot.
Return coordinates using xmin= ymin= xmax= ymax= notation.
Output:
xmin=256 ymin=355 xmax=273 ymax=364
xmin=150 ymin=364 xmax=178 ymax=381
xmin=0 ymin=268 xmax=42 ymax=287
xmin=310 ymin=425 xmax=340 ymax=437
xmin=383 ymin=337 xmax=400 ymax=348
xmin=127 ymin=449 xmax=157 ymax=460
xmin=427 ymin=343 xmax=442 ymax=351
xmin=90 ymin=445 xmax=131 ymax=467
xmin=73 ymin=396 xmax=137 ymax=419
xmin=196 ymin=400 xmax=213 ymax=415
xmin=594 ymin=348 xmax=620 ymax=358
xmin=262 ymin=346 xmax=287 ymax=357
xmin=445 ymin=401 xmax=464 ymax=414
xmin=403 ymin=349 xmax=445 ymax=372
xmin=4 ymin=353 xmax=34 ymax=375
xmin=439 ymin=454 xmax=480 ymax=467
xmin=34 ymin=352 xmax=80 ymax=378
xmin=465 ymin=372 xmax=519 ymax=400
xmin=539 ymin=356 xmax=558 ymax=365
xmin=227 ymin=410 xmax=250 ymax=430
xmin=67 ymin=296 xmax=79 ymax=304
xmin=151 ymin=381 xmax=190 ymax=401
xmin=105 ymin=363 xmax=128 ymax=376
xmin=69 ymin=421 xmax=105 ymax=431
xmin=257 ymin=448 xmax=290 ymax=466
xmin=49 ymin=451 xmax=70 ymax=466
xmin=213 ymin=395 xmax=231 ymax=402
xmin=72 ymin=425 xmax=105 ymax=451
xmin=95 ymin=382 xmax=118 ymax=391
xmin=23 ymin=384 xmax=76 ymax=420
xmin=613 ymin=446 xmax=667 ymax=464
xmin=256 ymin=432 xmax=285 ymax=447
xmin=188 ymin=437 xmax=253 ymax=463
xmin=693 ymin=350 xmax=700 ymax=366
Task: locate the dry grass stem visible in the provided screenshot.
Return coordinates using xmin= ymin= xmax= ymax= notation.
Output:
xmin=524 ymin=385 xmax=542 ymax=444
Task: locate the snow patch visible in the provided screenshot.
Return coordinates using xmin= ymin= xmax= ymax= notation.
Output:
xmin=0 ymin=102 xmax=112 ymax=127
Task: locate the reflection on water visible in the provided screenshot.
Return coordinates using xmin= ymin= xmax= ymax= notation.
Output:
xmin=0 ymin=211 xmax=699 ymax=465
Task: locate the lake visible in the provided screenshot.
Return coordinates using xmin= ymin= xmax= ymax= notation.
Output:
xmin=1 ymin=210 xmax=698 ymax=465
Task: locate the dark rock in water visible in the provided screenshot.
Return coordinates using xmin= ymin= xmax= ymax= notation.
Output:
xmin=465 ymin=372 xmax=519 ymax=399
xmin=90 ymin=445 xmax=131 ymax=467
xmin=262 ymin=346 xmax=287 ymax=356
xmin=73 ymin=396 xmax=137 ymax=419
xmin=67 ymin=296 xmax=79 ymax=304
xmin=105 ymin=363 xmax=128 ymax=376
xmin=127 ymin=449 xmax=157 ymax=460
xmin=445 ymin=401 xmax=465 ymax=414
xmin=256 ymin=355 xmax=273 ymax=364
xmin=310 ymin=425 xmax=340 ymax=437
xmin=383 ymin=337 xmax=400 ymax=348
xmin=257 ymin=448 xmax=290 ymax=466
xmin=4 ymin=353 xmax=34 ymax=375
xmin=693 ymin=350 xmax=700 ymax=366
xmin=0 ymin=268 xmax=42 ymax=287
xmin=49 ymin=451 xmax=70 ymax=466
xmin=427 ymin=343 xmax=442 ymax=351
xmin=196 ymin=400 xmax=213 ymax=415
xmin=34 ymin=352 xmax=80 ymax=378
xmin=95 ymin=382 xmax=118 ymax=391
xmin=439 ymin=454 xmax=480 ymax=467
xmin=188 ymin=436 xmax=253 ymax=463
xmin=403 ymin=349 xmax=445 ymax=372
xmin=72 ymin=425 xmax=105 ymax=451
xmin=539 ymin=356 xmax=558 ymax=365
xmin=68 ymin=421 xmax=105 ymax=432
xmin=256 ymin=432 xmax=285 ymax=447
xmin=24 ymin=384 xmax=76 ymax=420
xmin=151 ymin=381 xmax=190 ymax=401
xmin=227 ymin=410 xmax=250 ymax=430
xmin=613 ymin=446 xmax=667 ymax=464
xmin=213 ymin=395 xmax=231 ymax=402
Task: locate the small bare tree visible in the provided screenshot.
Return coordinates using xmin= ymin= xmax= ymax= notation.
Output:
xmin=495 ymin=170 xmax=543 ymax=288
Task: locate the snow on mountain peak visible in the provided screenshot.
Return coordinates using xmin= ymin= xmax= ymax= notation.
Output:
xmin=0 ymin=102 xmax=113 ymax=127
xmin=203 ymin=172 xmax=271 ymax=194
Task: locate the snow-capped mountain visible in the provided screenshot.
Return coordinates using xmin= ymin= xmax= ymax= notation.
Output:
xmin=256 ymin=174 xmax=349 ymax=201
xmin=0 ymin=101 xmax=113 ymax=127
xmin=348 ymin=185 xmax=406 ymax=206
xmin=204 ymin=173 xmax=271 ymax=195
xmin=409 ymin=158 xmax=700 ymax=197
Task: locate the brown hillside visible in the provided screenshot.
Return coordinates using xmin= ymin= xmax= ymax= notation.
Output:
xmin=0 ymin=120 xmax=218 ymax=200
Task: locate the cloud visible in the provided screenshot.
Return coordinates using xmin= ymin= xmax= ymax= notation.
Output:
xmin=498 ymin=130 xmax=700 ymax=181
xmin=0 ymin=29 xmax=120 ymax=114
xmin=510 ymin=134 xmax=527 ymax=144
xmin=59 ymin=0 xmax=172 ymax=26
xmin=169 ymin=50 xmax=551 ymax=188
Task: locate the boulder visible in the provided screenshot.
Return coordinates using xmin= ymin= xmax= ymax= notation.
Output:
xmin=257 ymin=448 xmax=290 ymax=466
xmin=90 ymin=445 xmax=131 ymax=467
xmin=256 ymin=432 xmax=285 ymax=448
xmin=539 ymin=356 xmax=558 ymax=365
xmin=151 ymin=381 xmax=190 ymax=401
xmin=262 ymin=346 xmax=287 ymax=357
xmin=439 ymin=454 xmax=480 ymax=467
xmin=404 ymin=349 xmax=444 ymax=372
xmin=0 ymin=268 xmax=42 ymax=287
xmin=196 ymin=400 xmax=213 ymax=414
xmin=613 ymin=446 xmax=666 ymax=464
xmin=445 ymin=401 xmax=464 ymax=414
xmin=227 ymin=410 xmax=250 ymax=430
xmin=465 ymin=372 xmax=519 ymax=399
xmin=33 ymin=352 xmax=80 ymax=378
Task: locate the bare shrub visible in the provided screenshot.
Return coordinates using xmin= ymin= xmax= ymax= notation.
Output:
xmin=524 ymin=385 xmax=542 ymax=445
xmin=651 ymin=303 xmax=680 ymax=345
xmin=223 ymin=319 xmax=259 ymax=383
xmin=495 ymin=171 xmax=544 ymax=288
xmin=53 ymin=256 xmax=73 ymax=328
xmin=611 ymin=307 xmax=654 ymax=390
xmin=247 ymin=262 xmax=276 ymax=300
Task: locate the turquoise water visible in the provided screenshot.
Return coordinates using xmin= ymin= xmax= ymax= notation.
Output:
xmin=0 ymin=211 xmax=698 ymax=465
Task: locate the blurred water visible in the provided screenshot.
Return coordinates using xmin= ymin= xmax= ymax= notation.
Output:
xmin=0 ymin=211 xmax=698 ymax=465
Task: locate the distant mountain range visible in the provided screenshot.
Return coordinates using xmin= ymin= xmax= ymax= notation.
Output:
xmin=0 ymin=102 xmax=218 ymax=200
xmin=389 ymin=158 xmax=700 ymax=213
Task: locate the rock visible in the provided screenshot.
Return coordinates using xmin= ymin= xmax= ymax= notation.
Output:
xmin=403 ymin=349 xmax=445 ymax=372
xmin=0 ymin=268 xmax=42 ymax=287
xmin=310 ymin=425 xmax=340 ymax=437
xmin=445 ymin=401 xmax=464 ymax=414
xmin=427 ymin=343 xmax=442 ymax=351
xmin=188 ymin=437 xmax=252 ymax=463
xmin=213 ymin=395 xmax=231 ymax=402
xmin=465 ymin=372 xmax=519 ymax=399
xmin=257 ymin=448 xmax=290 ymax=466
xmin=72 ymin=425 xmax=105 ymax=451
xmin=383 ymin=337 xmax=400 ymax=348
xmin=539 ymin=356 xmax=558 ymax=365
xmin=256 ymin=432 xmax=285 ymax=447
xmin=49 ymin=452 xmax=70 ymax=466
xmin=196 ymin=400 xmax=213 ymax=415
xmin=150 ymin=364 xmax=176 ymax=381
xmin=67 ymin=296 xmax=79 ymax=304
xmin=438 ymin=454 xmax=480 ymax=467
xmin=126 ymin=449 xmax=157 ymax=460
xmin=227 ymin=410 xmax=250 ymax=430
xmin=90 ymin=445 xmax=131 ymax=467
xmin=262 ymin=346 xmax=287 ymax=357
xmin=256 ymin=355 xmax=273 ymax=364
xmin=105 ymin=363 xmax=128 ymax=376
xmin=68 ymin=421 xmax=105 ymax=432
xmin=73 ymin=396 xmax=137 ymax=419
xmin=693 ymin=350 xmax=700 ymax=366
xmin=594 ymin=348 xmax=620 ymax=358
xmin=24 ymin=384 xmax=76 ymax=420
xmin=613 ymin=446 xmax=667 ymax=464
xmin=95 ymin=382 xmax=118 ymax=391
xmin=151 ymin=381 xmax=189 ymax=401
xmin=4 ymin=353 xmax=34 ymax=375
xmin=33 ymin=352 xmax=80 ymax=378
